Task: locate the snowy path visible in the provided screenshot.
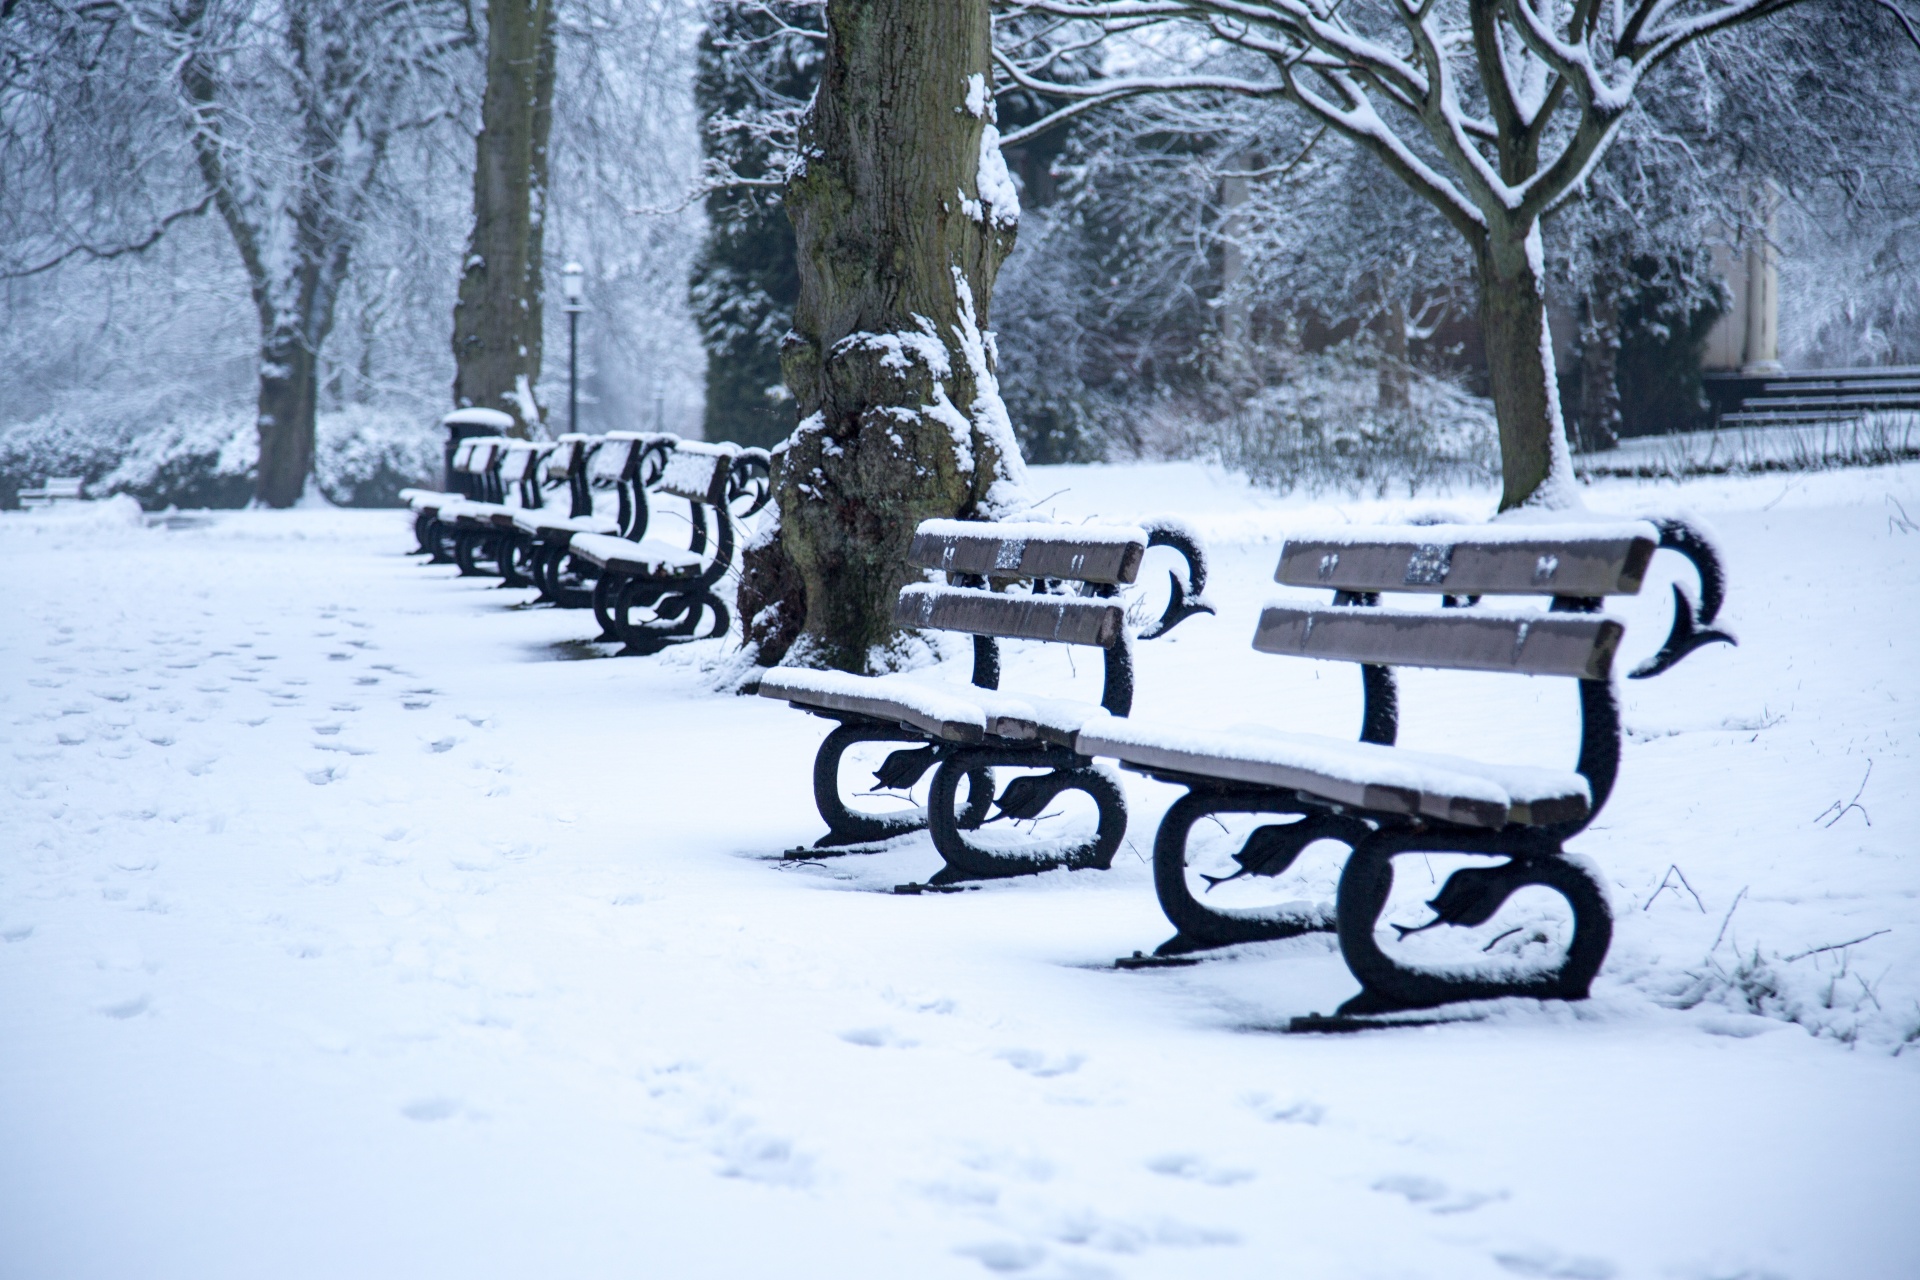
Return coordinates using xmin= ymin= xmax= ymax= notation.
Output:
xmin=3 ymin=466 xmax=1917 ymax=1280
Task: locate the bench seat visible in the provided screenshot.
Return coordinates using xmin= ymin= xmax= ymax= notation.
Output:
xmin=759 ymin=668 xmax=1111 ymax=747
xmin=1074 ymin=717 xmax=1590 ymax=831
xmin=568 ymin=533 xmax=704 ymax=578
xmin=511 ymin=510 xmax=619 ymax=537
xmin=438 ymin=500 xmax=522 ymax=526
xmin=402 ymin=488 xmax=461 ymax=513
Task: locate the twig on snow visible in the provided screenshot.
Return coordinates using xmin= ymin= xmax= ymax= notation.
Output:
xmin=1644 ymin=863 xmax=1705 ymax=913
xmin=1889 ymin=495 xmax=1918 ymax=534
xmin=1814 ymin=760 xmax=1873 ymax=828
xmin=1784 ymin=929 xmax=1892 ymax=964
xmin=1710 ymin=885 xmax=1749 ymax=953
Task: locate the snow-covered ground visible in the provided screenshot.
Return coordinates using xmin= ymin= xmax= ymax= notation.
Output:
xmin=3 ymin=462 xmax=1917 ymax=1280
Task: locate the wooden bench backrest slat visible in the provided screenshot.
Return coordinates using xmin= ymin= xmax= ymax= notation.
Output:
xmin=1254 ymin=604 xmax=1623 ymax=679
xmin=543 ymin=435 xmax=590 ymax=481
xmin=907 ymin=520 xmax=1147 ymax=585
xmin=895 ymin=584 xmax=1124 ymax=648
xmin=450 ymin=438 xmax=488 ymax=473
xmin=1276 ymin=524 xmax=1657 ymax=597
xmin=654 ymin=440 xmax=736 ymax=505
xmin=459 ymin=440 xmax=504 ymax=474
xmin=587 ymin=436 xmax=641 ymax=483
xmin=496 ymin=442 xmax=543 ymax=484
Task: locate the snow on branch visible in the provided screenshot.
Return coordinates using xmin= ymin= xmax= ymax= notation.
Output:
xmin=996 ymin=0 xmax=1818 ymax=235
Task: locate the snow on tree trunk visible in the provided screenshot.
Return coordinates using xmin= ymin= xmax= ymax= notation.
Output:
xmin=1476 ymin=225 xmax=1574 ymax=510
xmin=452 ymin=0 xmax=556 ymax=436
xmin=746 ymin=0 xmax=1027 ymax=672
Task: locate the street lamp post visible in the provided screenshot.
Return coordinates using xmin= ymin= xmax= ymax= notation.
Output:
xmin=561 ymin=261 xmax=585 ymax=434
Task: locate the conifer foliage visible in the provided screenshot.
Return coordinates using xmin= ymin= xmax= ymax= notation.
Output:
xmin=689 ymin=1 xmax=822 ymax=450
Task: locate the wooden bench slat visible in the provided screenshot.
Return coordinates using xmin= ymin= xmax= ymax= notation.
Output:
xmin=907 ymin=519 xmax=1147 ymax=585
xmin=1276 ymin=523 xmax=1658 ymax=597
xmin=1253 ymin=604 xmax=1623 ymax=679
xmin=894 ymin=584 xmax=1124 ymax=648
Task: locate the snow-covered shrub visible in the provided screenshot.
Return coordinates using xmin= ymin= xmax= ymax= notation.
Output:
xmin=1 ymin=392 xmax=442 ymax=510
xmin=0 ymin=389 xmax=252 ymax=510
xmin=98 ymin=411 xmax=257 ymax=510
xmin=1210 ymin=343 xmax=1499 ymax=497
xmin=314 ymin=405 xmax=441 ymax=507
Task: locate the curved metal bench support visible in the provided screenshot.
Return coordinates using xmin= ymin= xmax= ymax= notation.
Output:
xmin=926 ymin=745 xmax=1125 ymax=884
xmin=1334 ymin=828 xmax=1613 ymax=1015
xmin=1150 ymin=788 xmax=1361 ymax=955
xmin=809 ymin=720 xmax=992 ymax=848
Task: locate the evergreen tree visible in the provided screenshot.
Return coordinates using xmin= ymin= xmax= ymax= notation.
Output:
xmin=689 ymin=1 xmax=821 ymax=449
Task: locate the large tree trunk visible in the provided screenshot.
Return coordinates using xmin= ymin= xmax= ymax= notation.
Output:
xmin=256 ymin=331 xmax=319 ymax=507
xmin=452 ymin=0 xmax=555 ymax=435
xmin=1476 ymin=223 xmax=1576 ymax=510
xmin=747 ymin=0 xmax=1025 ymax=672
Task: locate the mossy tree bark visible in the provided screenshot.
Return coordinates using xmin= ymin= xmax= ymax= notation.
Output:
xmin=745 ymin=0 xmax=1026 ymax=672
xmin=451 ymin=0 xmax=556 ymax=435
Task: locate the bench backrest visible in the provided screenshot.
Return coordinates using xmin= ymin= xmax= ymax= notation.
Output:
xmin=543 ymin=435 xmax=590 ymax=482
xmin=449 ymin=438 xmax=487 ymax=473
xmin=1260 ymin=521 xmax=1656 ymax=680
xmin=909 ymin=519 xmax=1148 ymax=585
xmin=1275 ymin=522 xmax=1656 ymax=597
xmin=895 ymin=519 xmax=1156 ymax=715
xmin=496 ymin=441 xmax=542 ymax=485
xmin=654 ymin=439 xmax=738 ymax=507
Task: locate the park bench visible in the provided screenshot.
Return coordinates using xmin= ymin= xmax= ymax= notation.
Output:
xmin=1074 ymin=516 xmax=1733 ymax=1020
xmin=757 ymin=517 xmax=1213 ymax=884
xmin=566 ymin=438 xmax=771 ymax=652
xmin=436 ymin=439 xmax=561 ymax=581
xmin=513 ymin=432 xmax=671 ymax=609
xmin=402 ymin=435 xmax=500 ymax=560
xmin=18 ymin=476 xmax=86 ymax=508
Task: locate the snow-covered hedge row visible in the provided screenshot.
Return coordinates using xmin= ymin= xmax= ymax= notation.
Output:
xmin=0 ymin=400 xmax=442 ymax=509
xmin=1211 ymin=345 xmax=1501 ymax=497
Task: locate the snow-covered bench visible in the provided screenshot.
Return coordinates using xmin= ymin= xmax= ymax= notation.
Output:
xmin=402 ymin=435 xmax=502 ymax=560
xmin=758 ymin=517 xmax=1212 ymax=884
xmin=567 ymin=439 xmax=771 ymax=652
xmin=1082 ymin=517 xmax=1733 ymax=1020
xmin=435 ymin=440 xmax=561 ymax=582
xmin=18 ymin=476 xmax=85 ymax=508
xmin=513 ymin=432 xmax=672 ymax=611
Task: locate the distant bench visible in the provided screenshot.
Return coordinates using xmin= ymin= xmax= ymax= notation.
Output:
xmin=1076 ymin=517 xmax=1733 ymax=1020
xmin=18 ymin=477 xmax=85 ymax=508
xmin=758 ymin=516 xmax=1211 ymax=885
xmin=566 ymin=439 xmax=770 ymax=652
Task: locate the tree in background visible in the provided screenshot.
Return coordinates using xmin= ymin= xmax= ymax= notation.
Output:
xmin=743 ymin=0 xmax=1026 ymax=670
xmin=1002 ymin=0 xmax=1839 ymax=509
xmin=453 ymin=0 xmax=557 ymax=435
xmin=689 ymin=1 xmax=821 ymax=449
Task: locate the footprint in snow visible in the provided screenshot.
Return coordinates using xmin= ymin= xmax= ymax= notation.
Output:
xmin=1146 ymin=1154 xmax=1253 ymax=1186
xmin=400 ymin=1097 xmax=461 ymax=1122
xmin=305 ymin=766 xmax=343 ymax=786
xmin=997 ymin=1048 xmax=1084 ymax=1078
xmin=1374 ymin=1174 xmax=1507 ymax=1215
xmin=97 ymin=994 xmax=151 ymax=1019
xmin=953 ymin=1241 xmax=1047 ymax=1273
xmin=1492 ymin=1245 xmax=1616 ymax=1279
xmin=840 ymin=1026 xmax=915 ymax=1048
xmin=1243 ymin=1093 xmax=1325 ymax=1125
